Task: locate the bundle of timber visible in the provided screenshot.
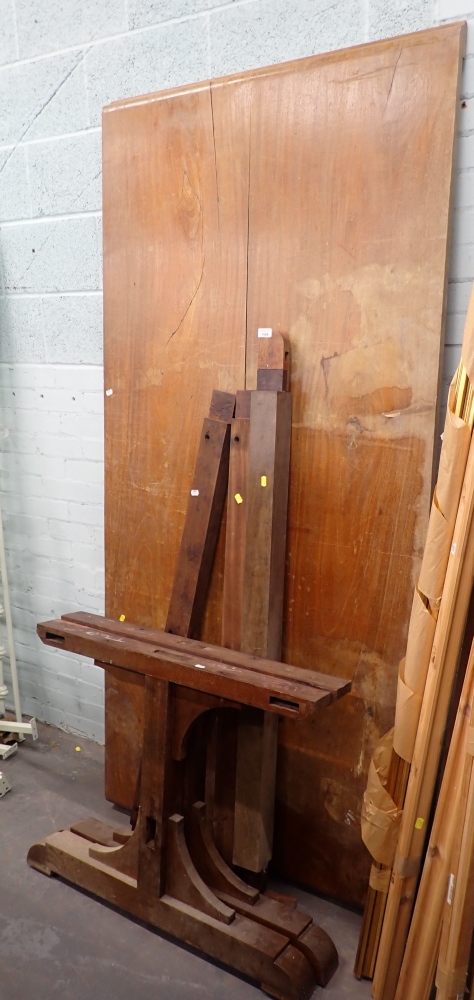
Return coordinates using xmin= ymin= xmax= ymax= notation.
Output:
xmin=355 ymin=282 xmax=474 ymax=994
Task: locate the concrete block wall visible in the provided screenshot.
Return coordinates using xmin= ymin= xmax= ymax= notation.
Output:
xmin=0 ymin=0 xmax=472 ymax=742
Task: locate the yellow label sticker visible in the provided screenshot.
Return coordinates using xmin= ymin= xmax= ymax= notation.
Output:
xmin=119 ymin=614 xmax=126 ymax=622
xmin=234 ymin=493 xmax=243 ymax=504
xmin=75 ymin=747 xmax=81 ymax=752
xmin=415 ymin=817 xmax=424 ymax=830
xmin=261 ymin=476 xmax=267 ymax=487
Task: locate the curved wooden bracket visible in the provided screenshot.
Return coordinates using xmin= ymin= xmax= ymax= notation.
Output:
xmin=172 ymin=688 xmax=241 ymax=761
xmin=187 ymin=801 xmax=258 ymax=903
xmin=88 ymin=820 xmax=140 ymax=878
xmin=166 ymin=813 xmax=236 ymax=925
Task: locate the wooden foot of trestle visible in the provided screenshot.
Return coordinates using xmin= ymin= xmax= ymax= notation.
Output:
xmin=27 ymin=819 xmax=338 ymax=999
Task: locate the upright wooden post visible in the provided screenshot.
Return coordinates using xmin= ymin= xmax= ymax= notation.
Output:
xmin=241 ymin=389 xmax=291 ymax=660
xmin=222 ymin=390 xmax=251 ymax=651
xmin=136 ymin=676 xmax=173 ymax=895
xmin=232 ymin=332 xmax=292 ymax=873
xmin=208 ymin=389 xmax=251 ymax=863
xmin=166 ymin=390 xmax=235 ymax=638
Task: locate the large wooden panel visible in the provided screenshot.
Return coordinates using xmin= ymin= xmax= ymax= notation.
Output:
xmin=102 ymin=23 xmax=464 ymax=904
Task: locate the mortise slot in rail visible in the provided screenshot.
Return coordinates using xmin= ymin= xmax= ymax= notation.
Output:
xmin=45 ymin=631 xmax=65 ymax=642
xmin=269 ymin=696 xmax=299 ymax=712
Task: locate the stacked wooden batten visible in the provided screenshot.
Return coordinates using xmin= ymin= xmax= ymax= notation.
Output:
xmin=356 ymin=285 xmax=474 ymax=996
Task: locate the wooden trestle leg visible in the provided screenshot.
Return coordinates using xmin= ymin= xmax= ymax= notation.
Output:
xmin=28 ymin=673 xmax=338 ymax=999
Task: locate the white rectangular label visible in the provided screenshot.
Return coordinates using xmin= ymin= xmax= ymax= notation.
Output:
xmin=258 ymin=328 xmax=272 ymax=338
xmin=447 ymin=872 xmax=455 ymax=904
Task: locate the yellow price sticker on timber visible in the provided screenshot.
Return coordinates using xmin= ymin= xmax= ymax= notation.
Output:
xmin=415 ymin=817 xmax=424 ymax=830
xmin=234 ymin=493 xmax=243 ymax=504
xmin=261 ymin=476 xmax=267 ymax=487
xmin=119 ymin=614 xmax=126 ymax=622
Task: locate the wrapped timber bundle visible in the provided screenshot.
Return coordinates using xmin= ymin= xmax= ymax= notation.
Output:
xmin=356 ymin=282 xmax=474 ymax=990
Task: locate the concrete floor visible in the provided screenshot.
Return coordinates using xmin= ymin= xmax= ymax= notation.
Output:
xmin=1 ymin=723 xmax=372 ymax=999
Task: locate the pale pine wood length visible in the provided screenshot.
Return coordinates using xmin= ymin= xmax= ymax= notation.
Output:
xmin=435 ymin=733 xmax=474 ymax=999
xmin=102 ymin=24 xmax=463 ymax=904
xmin=394 ymin=641 xmax=474 ymax=1000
